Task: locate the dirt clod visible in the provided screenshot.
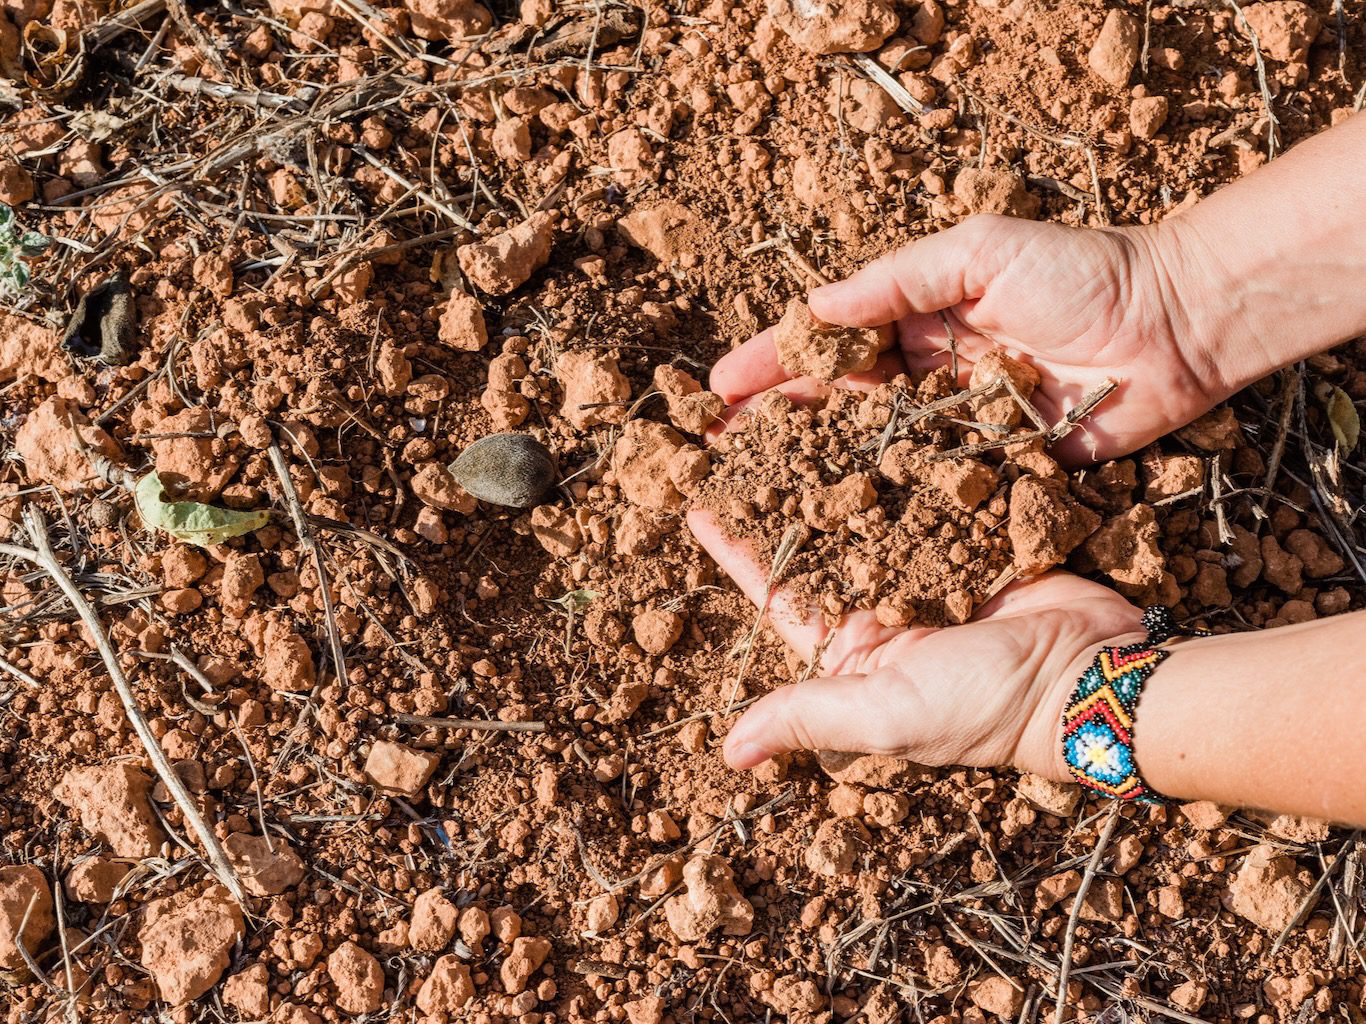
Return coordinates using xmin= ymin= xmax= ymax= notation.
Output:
xmin=55 ymin=764 xmax=165 ymax=859
xmin=364 ymin=740 xmax=440 ymax=797
xmin=769 ymin=0 xmax=899 ymax=54
xmin=664 ymin=855 xmax=754 ymax=941
xmin=1007 ymin=477 xmax=1100 ymax=575
xmin=0 ymin=865 xmax=54 ymax=972
xmin=772 ymin=298 xmax=881 ymax=381
xmin=417 ymin=955 xmax=475 ymax=1013
xmin=1087 ymin=8 xmax=1140 ymax=86
xmin=223 ymin=832 xmax=305 ymax=896
xmin=326 ymin=940 xmax=385 ymax=1014
xmin=457 ymin=211 xmax=555 ymax=294
xmin=139 ymin=886 xmax=245 ymax=1005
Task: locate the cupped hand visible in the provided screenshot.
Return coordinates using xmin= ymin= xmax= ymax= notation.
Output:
xmin=689 ymin=510 xmax=1143 ymax=778
xmin=712 ymin=215 xmax=1224 ymax=463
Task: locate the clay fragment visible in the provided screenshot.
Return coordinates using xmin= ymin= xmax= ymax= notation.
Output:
xmin=772 ymin=298 xmax=880 ymax=381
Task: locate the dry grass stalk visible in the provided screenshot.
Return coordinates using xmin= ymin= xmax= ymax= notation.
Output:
xmin=723 ymin=521 xmax=808 ymax=712
xmin=1226 ymin=0 xmax=1281 ymax=158
xmin=395 ymin=713 xmax=547 ymax=733
xmin=0 ymin=506 xmax=247 ymax=904
xmin=1053 ymin=801 xmax=1122 ymax=1021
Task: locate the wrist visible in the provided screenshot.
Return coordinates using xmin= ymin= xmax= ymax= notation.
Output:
xmin=1123 ymin=218 xmax=1256 ymax=402
xmin=1013 ymin=632 xmax=1146 ymax=784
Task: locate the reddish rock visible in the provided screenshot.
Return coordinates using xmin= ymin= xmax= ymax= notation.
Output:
xmin=769 ymin=0 xmax=898 ymax=53
xmin=1223 ymin=845 xmax=1312 ymax=932
xmin=64 ymin=857 xmax=131 ymax=904
xmin=613 ymin=420 xmax=687 ymax=511
xmin=772 ymin=298 xmax=880 ymax=381
xmin=1088 ymin=8 xmax=1140 ymax=86
xmin=1239 ymin=1 xmax=1320 ymax=62
xmin=220 ymin=551 xmax=264 ymax=618
xmin=222 ymin=963 xmax=272 ymax=1018
xmin=500 ymin=934 xmax=551 ymax=994
xmin=0 ymin=865 xmax=55 ymax=971
xmin=416 ymin=955 xmax=475 ymax=1013
xmin=437 ymin=289 xmax=487 ymax=351
xmin=632 ymin=607 xmax=684 ymax=655
xmin=556 ymin=350 xmax=630 ymax=430
xmin=969 ymin=975 xmax=1025 ymax=1017
xmin=800 ymin=473 xmax=877 ymax=532
xmin=953 ymin=167 xmax=1039 ymax=218
xmin=1130 ymin=95 xmax=1170 ymax=139
xmin=664 ymin=855 xmax=754 ymax=941
xmin=1007 ymin=477 xmax=1099 ymax=574
xmin=805 ymin=818 xmax=870 ymax=876
xmin=223 ymin=833 xmax=305 ymax=896
xmin=411 ymin=463 xmax=477 ymax=513
xmin=326 ymin=941 xmax=385 ymax=1014
xmin=0 ymin=312 xmax=67 ymax=383
xmin=364 ymin=740 xmax=440 ymax=797
xmin=457 ymin=211 xmax=555 ymax=294
xmin=15 ymin=397 xmax=120 ymax=493
xmin=139 ymin=886 xmax=245 ymax=1005
xmin=409 ymin=888 xmax=458 ymax=951
xmin=150 ymin=407 xmax=240 ymax=501
xmin=55 ymin=764 xmax=165 ymax=859
xmin=404 ymin=0 xmax=491 ymax=41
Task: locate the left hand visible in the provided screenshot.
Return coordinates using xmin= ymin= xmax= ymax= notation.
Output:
xmin=689 ymin=509 xmax=1143 ymax=778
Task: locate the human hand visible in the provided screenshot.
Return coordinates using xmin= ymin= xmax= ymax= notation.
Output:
xmin=688 ymin=509 xmax=1143 ymax=777
xmin=712 ymin=215 xmax=1228 ymax=463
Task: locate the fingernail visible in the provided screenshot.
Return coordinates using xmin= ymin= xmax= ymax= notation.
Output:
xmin=724 ymin=740 xmax=767 ymax=770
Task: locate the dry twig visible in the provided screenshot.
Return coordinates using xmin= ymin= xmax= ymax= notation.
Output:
xmin=0 ymin=506 xmax=247 ymax=904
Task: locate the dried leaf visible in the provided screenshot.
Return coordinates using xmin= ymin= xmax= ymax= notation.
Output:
xmin=1325 ymin=386 xmax=1360 ymax=450
xmin=135 ymin=472 xmax=269 ymax=547
xmin=61 ymin=273 xmax=137 ymax=365
xmin=549 ymin=589 xmax=598 ymax=613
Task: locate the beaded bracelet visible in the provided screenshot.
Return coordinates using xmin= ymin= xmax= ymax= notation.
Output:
xmin=1061 ymin=607 xmax=1207 ymax=804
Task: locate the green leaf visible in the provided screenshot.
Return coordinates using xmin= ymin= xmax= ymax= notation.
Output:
xmin=0 ymin=203 xmax=14 ymax=231
xmin=18 ymin=230 xmax=49 ymax=257
xmin=1325 ymin=386 xmax=1360 ymax=450
xmin=548 ymin=589 xmax=598 ymax=613
xmin=134 ymin=472 xmax=270 ymax=547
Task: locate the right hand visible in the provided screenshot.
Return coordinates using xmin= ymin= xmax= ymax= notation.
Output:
xmin=712 ymin=215 xmax=1230 ymax=464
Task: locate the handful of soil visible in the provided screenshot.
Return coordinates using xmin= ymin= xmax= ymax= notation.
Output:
xmin=695 ymin=351 xmax=1101 ymax=629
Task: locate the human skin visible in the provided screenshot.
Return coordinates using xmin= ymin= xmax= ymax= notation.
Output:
xmin=692 ymin=113 xmax=1366 ymax=826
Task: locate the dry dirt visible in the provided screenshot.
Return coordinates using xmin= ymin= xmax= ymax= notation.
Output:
xmin=0 ymin=1 xmax=1364 ymax=1023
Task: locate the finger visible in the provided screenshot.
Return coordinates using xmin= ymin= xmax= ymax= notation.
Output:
xmin=809 ymin=217 xmax=1015 ymax=328
xmin=703 ymin=377 xmax=830 ymax=442
xmin=703 ymin=350 xmax=907 ymax=443
xmin=723 ymin=672 xmax=895 ymax=769
xmin=975 ymin=571 xmax=1142 ymax=633
xmin=685 ymin=508 xmax=827 ymax=656
xmin=709 ymin=326 xmax=787 ymax=404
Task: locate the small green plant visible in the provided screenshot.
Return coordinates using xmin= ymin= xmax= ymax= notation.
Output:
xmin=0 ymin=203 xmax=50 ymax=303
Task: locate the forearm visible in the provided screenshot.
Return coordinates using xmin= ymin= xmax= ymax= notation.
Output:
xmin=1100 ymin=612 xmax=1366 ymax=825
xmin=1151 ymin=114 xmax=1366 ymax=395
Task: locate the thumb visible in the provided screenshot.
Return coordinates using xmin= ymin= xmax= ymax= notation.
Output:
xmin=808 ymin=215 xmax=1015 ymax=327
xmin=724 ymin=672 xmax=899 ymax=769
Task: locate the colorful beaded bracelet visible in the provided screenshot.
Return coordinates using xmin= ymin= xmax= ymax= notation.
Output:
xmin=1061 ymin=607 xmax=1206 ymax=804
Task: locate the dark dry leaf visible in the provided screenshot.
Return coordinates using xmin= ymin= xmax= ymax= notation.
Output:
xmin=61 ymin=273 xmax=137 ymax=365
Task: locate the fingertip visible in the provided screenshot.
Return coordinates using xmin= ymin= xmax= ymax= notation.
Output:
xmin=723 ymin=735 xmax=771 ymax=771
xmin=806 ymin=280 xmax=847 ymax=322
xmin=709 ymin=327 xmax=788 ymax=404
